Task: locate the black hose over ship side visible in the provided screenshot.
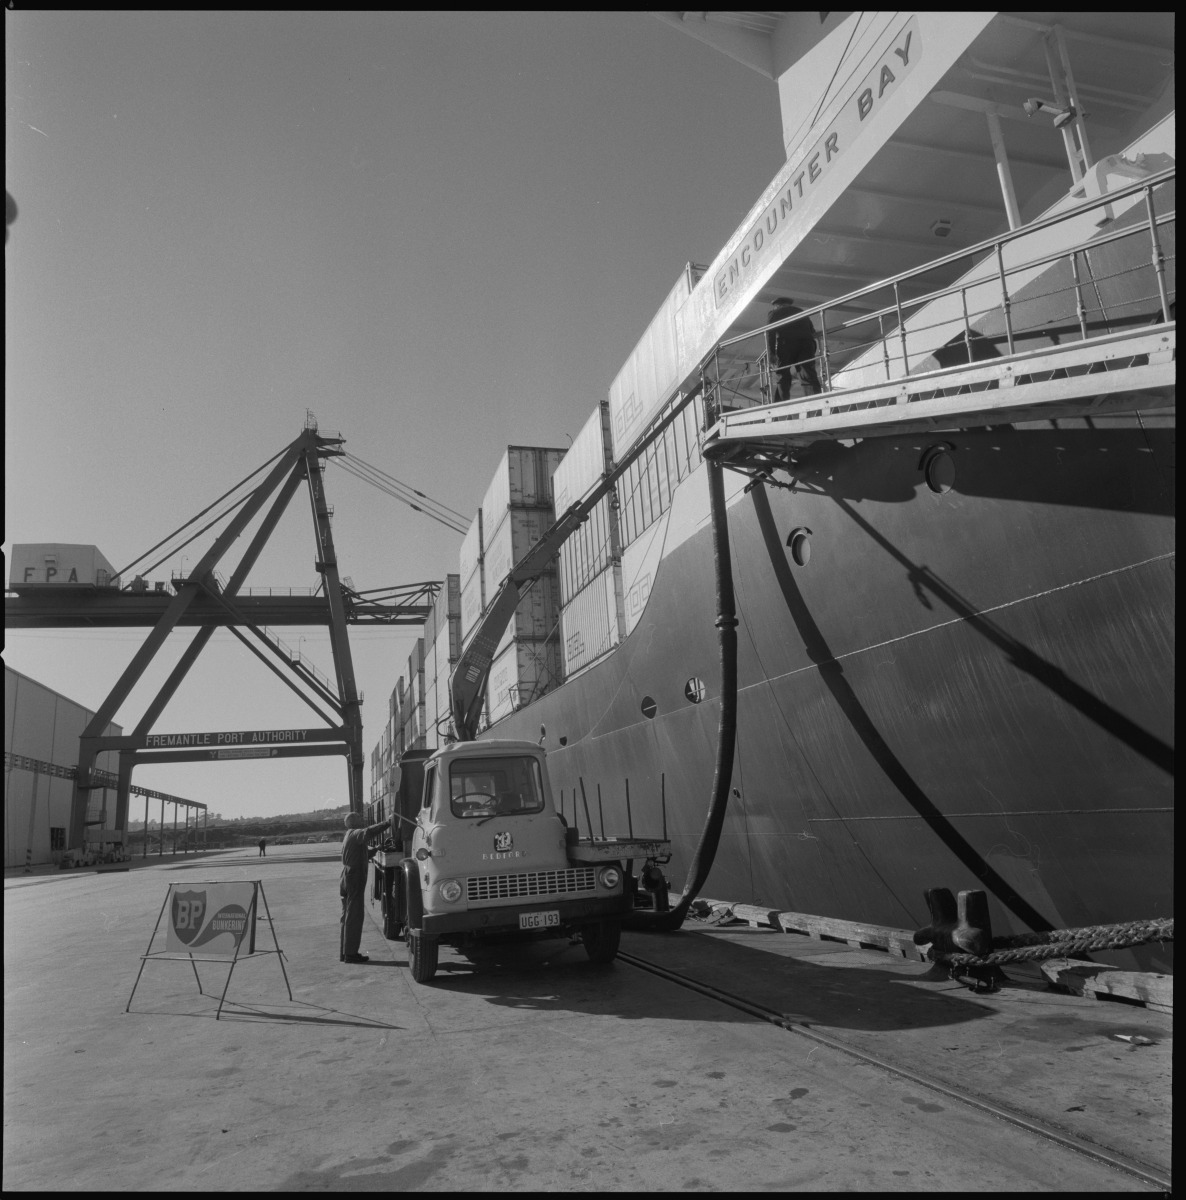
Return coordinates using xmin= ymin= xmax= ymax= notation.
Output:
xmin=624 ymin=457 xmax=739 ymax=932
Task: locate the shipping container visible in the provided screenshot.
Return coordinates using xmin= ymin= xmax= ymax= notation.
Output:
xmin=558 ymin=493 xmax=619 ymax=605
xmin=482 ymin=508 xmax=554 ymax=591
xmin=481 ymin=446 xmax=566 ymax=542
xmin=427 ymin=604 xmax=441 ymax=672
xmin=494 ymin=574 xmax=562 ymax=659
xmin=560 ymin=563 xmax=625 ymax=676
xmin=607 ymin=264 xmax=704 ymax=460
xmin=9 ymin=544 xmax=120 ymax=589
xmin=423 ymin=679 xmax=438 ymax=750
xmin=486 ymin=639 xmax=564 ymax=725
xmin=434 ymin=573 xmax=461 ymax=622
xmin=460 ymin=511 xmax=483 ymax=586
xmin=620 ymin=513 xmax=668 ymax=637
xmin=460 ymin=565 xmax=485 ymax=642
xmin=552 ymin=404 xmax=613 ymax=516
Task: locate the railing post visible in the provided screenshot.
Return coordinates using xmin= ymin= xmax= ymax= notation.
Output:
xmin=1069 ymin=251 xmax=1088 ymax=341
xmin=1144 ymin=185 xmax=1171 ymax=322
xmin=960 ymin=287 xmax=973 ymax=363
xmin=879 ymin=312 xmax=892 ymax=382
xmin=995 ymin=242 xmax=1015 ymax=356
xmin=893 ymin=281 xmax=910 ymax=375
xmin=818 ymin=313 xmax=831 ymax=391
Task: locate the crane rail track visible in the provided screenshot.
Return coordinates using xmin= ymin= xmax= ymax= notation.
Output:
xmin=617 ymin=949 xmax=1171 ymax=1191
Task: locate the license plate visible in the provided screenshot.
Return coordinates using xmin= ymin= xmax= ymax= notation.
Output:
xmin=519 ymin=910 xmax=560 ymax=930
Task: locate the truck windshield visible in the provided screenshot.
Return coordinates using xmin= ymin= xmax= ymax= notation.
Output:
xmin=449 ymin=756 xmax=545 ymax=820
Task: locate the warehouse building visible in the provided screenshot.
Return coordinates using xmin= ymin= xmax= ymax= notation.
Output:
xmin=4 ymin=666 xmax=122 ymax=868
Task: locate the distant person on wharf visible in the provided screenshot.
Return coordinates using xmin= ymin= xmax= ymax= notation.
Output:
xmin=340 ymin=811 xmax=394 ymax=963
xmin=258 ymin=837 xmax=267 ymax=857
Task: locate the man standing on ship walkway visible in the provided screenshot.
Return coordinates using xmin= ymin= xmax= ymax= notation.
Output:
xmin=766 ymin=296 xmax=822 ymax=399
xmin=340 ymin=811 xmax=394 ymax=963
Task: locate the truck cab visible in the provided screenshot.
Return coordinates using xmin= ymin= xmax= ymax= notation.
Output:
xmin=372 ymin=739 xmax=669 ymax=982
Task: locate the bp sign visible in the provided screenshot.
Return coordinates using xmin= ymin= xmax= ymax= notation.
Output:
xmin=164 ymin=881 xmax=257 ymax=957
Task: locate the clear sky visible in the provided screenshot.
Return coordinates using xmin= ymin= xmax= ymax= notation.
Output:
xmin=5 ymin=11 xmax=784 ymax=818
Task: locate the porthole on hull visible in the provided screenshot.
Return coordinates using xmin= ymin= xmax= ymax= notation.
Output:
xmin=921 ymin=445 xmax=956 ymax=494
xmin=684 ymin=677 xmax=706 ymax=703
xmin=641 ymin=696 xmax=657 ymax=719
xmin=786 ymin=526 xmax=812 ymax=567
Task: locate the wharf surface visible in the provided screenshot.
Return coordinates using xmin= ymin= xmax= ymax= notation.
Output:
xmin=3 ymin=846 xmax=1171 ymax=1191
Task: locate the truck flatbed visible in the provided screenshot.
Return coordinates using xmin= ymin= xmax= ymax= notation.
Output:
xmin=567 ymin=838 xmax=670 ymax=863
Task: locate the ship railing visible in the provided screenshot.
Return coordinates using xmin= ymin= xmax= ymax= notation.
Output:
xmin=701 ymin=166 xmax=1174 ymax=428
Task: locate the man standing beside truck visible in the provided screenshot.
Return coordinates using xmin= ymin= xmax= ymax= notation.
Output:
xmin=340 ymin=811 xmax=393 ymax=963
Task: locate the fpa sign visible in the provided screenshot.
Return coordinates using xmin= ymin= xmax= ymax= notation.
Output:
xmin=164 ymin=881 xmax=257 ymax=957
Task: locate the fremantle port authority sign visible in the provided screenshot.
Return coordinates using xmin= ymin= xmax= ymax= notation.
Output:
xmin=713 ymin=17 xmax=920 ymax=309
xmin=144 ymin=729 xmax=323 ymax=748
xmin=164 ymin=882 xmax=257 ymax=957
xmin=141 ymin=729 xmax=339 ymax=759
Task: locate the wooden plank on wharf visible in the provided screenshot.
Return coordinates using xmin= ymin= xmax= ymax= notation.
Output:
xmin=1040 ymin=959 xmax=1173 ymax=1015
xmin=776 ymin=910 xmax=929 ymax=962
xmin=731 ymin=903 xmax=780 ymax=929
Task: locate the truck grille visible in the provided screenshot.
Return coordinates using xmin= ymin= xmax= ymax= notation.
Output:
xmin=467 ymin=867 xmax=597 ymax=903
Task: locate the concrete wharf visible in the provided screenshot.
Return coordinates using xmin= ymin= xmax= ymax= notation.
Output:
xmin=4 ymin=845 xmax=1170 ymax=1191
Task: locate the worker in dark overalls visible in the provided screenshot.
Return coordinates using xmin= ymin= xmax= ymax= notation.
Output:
xmin=340 ymin=811 xmax=392 ymax=963
xmin=766 ymin=296 xmax=822 ymax=399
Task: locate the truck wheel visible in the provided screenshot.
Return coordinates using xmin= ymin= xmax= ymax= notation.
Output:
xmin=384 ymin=897 xmax=403 ymax=940
xmin=581 ymin=919 xmax=621 ymax=964
xmin=409 ymin=929 xmax=438 ymax=983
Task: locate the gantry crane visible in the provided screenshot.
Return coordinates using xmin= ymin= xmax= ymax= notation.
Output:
xmin=6 ymin=424 xmax=437 ymax=856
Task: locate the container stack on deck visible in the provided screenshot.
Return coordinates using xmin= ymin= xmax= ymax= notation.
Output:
xmin=554 ymin=402 xmax=627 ymax=677
xmin=460 ymin=446 xmax=567 ymax=726
xmin=424 ymin=575 xmax=461 ymax=751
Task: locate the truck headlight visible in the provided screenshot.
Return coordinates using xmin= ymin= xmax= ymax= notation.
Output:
xmin=598 ymin=866 xmax=621 ymax=889
xmin=438 ymin=878 xmax=462 ymax=903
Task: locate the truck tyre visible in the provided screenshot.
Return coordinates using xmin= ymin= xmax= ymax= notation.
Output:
xmin=409 ymin=929 xmax=438 ymax=983
xmin=382 ymin=884 xmax=403 ymax=940
xmin=581 ymin=918 xmax=621 ymax=964
xmin=402 ymin=860 xmax=422 ymax=932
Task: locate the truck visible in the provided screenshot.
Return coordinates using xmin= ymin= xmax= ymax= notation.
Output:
xmin=370 ymin=739 xmax=670 ymax=983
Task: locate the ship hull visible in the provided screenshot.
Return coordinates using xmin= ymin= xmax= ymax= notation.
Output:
xmin=485 ymin=414 xmax=1175 ymax=972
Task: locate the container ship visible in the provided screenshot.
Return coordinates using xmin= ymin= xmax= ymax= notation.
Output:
xmin=371 ymin=12 xmax=1174 ymax=972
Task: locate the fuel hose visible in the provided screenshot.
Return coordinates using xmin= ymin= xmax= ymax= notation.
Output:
xmin=624 ymin=453 xmax=738 ymax=931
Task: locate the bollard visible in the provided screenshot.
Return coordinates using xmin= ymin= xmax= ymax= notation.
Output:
xmin=914 ymin=887 xmax=1005 ymax=988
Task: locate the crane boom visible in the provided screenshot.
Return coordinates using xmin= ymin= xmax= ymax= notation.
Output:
xmin=450 ymin=384 xmax=702 ymax=740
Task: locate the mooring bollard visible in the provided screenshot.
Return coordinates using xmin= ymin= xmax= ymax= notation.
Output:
xmin=913 ymin=887 xmax=1004 ymax=988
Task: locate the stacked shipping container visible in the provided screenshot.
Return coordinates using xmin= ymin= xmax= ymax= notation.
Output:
xmin=370 ymin=264 xmax=702 ymax=775
xmin=367 ymin=575 xmax=463 ymax=807
xmin=457 ymin=447 xmax=567 ymax=729
xmin=552 ymin=404 xmax=627 ymax=678
xmin=425 ymin=575 xmax=461 ymax=750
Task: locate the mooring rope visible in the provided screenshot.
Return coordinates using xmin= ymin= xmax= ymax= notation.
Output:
xmin=943 ymin=917 xmax=1173 ymax=967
